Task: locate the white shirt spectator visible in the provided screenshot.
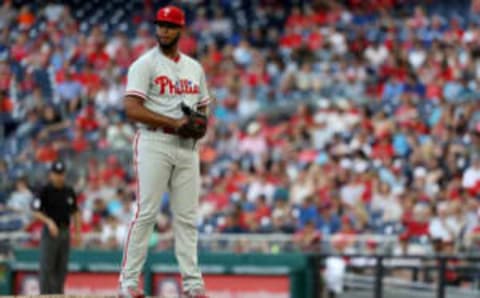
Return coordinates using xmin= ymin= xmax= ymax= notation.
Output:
xmin=329 ymin=29 xmax=347 ymax=55
xmin=238 ymin=95 xmax=260 ymax=120
xmin=429 ymin=216 xmax=459 ymax=242
xmin=95 ymin=83 xmax=124 ymax=111
xmin=246 ymin=179 xmax=275 ymax=204
xmin=290 ymin=171 xmax=315 ymax=205
xmin=429 ymin=202 xmax=459 ymax=242
xmin=324 ymin=256 xmax=346 ymax=294
xmin=340 ymin=182 xmax=364 ymax=207
xmin=371 ymin=192 xmax=403 ymax=222
xmin=408 ymin=47 xmax=427 ymax=69
xmin=462 ymin=160 xmax=480 ymax=188
xmin=107 ymin=122 xmax=135 ymax=150
xmin=101 ymin=218 xmax=127 ymax=247
xmin=233 ymin=40 xmax=252 ymax=66
xmin=209 ymin=10 xmax=232 ymax=38
xmin=6 ymin=179 xmax=34 ymax=226
xmin=43 ymin=3 xmax=64 ymax=23
xmin=364 ymin=44 xmax=389 ymax=67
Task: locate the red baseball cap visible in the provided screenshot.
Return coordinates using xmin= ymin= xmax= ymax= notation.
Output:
xmin=155 ymin=5 xmax=185 ymax=26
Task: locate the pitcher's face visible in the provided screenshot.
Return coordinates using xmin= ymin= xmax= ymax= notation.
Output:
xmin=156 ymin=22 xmax=182 ymax=49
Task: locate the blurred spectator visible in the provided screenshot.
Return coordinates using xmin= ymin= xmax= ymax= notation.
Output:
xmin=0 ymin=1 xmax=16 ymax=30
xmin=370 ymin=181 xmax=403 ymax=224
xmin=56 ymin=69 xmax=83 ymax=113
xmin=106 ymin=117 xmax=134 ymax=150
xmin=317 ymin=200 xmax=341 ymax=235
xmin=100 ymin=215 xmax=127 ymax=250
xmin=324 ymin=235 xmax=349 ymax=297
xmin=462 ymin=154 xmax=480 ymax=192
xmin=17 ymin=5 xmax=35 ymax=30
xmin=38 ymin=105 xmax=70 ymax=140
xmin=221 ymin=207 xmax=247 ymax=234
xmin=75 ymin=105 xmax=100 ymax=138
xmin=0 ymin=89 xmax=15 ymax=138
xmin=43 ymin=0 xmax=65 ymax=24
xmin=239 ymin=121 xmax=267 ymax=156
xmin=5 ymin=176 xmax=34 ymax=227
xmin=293 ymin=220 xmax=321 ymax=252
xmin=429 ymin=202 xmax=460 ymax=245
xmin=0 ymin=160 xmax=9 ymax=198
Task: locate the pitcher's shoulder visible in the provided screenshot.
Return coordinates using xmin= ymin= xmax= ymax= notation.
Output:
xmin=132 ymin=47 xmax=158 ymax=65
xmin=180 ymin=53 xmax=203 ymax=70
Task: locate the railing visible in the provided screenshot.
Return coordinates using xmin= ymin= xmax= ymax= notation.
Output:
xmin=0 ymin=231 xmax=400 ymax=253
xmin=312 ymin=254 xmax=480 ymax=298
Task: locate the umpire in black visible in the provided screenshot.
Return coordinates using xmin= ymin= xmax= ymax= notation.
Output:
xmin=32 ymin=160 xmax=81 ymax=294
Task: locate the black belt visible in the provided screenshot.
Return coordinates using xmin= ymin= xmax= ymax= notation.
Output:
xmin=146 ymin=126 xmax=177 ymax=135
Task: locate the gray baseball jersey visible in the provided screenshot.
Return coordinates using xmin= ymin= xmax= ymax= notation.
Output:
xmin=125 ymin=47 xmax=210 ymax=118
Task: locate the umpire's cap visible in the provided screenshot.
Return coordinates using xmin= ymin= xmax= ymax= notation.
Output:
xmin=50 ymin=160 xmax=66 ymax=174
xmin=155 ymin=5 xmax=185 ymax=27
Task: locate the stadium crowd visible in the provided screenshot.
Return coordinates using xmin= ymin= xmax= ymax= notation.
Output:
xmin=0 ymin=0 xmax=479 ymax=255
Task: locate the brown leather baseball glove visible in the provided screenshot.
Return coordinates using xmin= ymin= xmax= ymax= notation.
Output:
xmin=176 ymin=103 xmax=208 ymax=139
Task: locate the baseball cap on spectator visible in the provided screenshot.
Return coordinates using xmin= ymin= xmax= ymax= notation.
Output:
xmin=50 ymin=160 xmax=66 ymax=174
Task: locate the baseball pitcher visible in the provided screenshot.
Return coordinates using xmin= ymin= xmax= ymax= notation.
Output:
xmin=118 ymin=5 xmax=210 ymax=298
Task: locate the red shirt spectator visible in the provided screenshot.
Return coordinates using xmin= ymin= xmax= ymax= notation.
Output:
xmin=307 ymin=29 xmax=323 ymax=51
xmin=286 ymin=8 xmax=310 ymax=29
xmin=402 ymin=213 xmax=429 ymax=238
xmin=88 ymin=46 xmax=111 ymax=70
xmin=243 ymin=66 xmax=269 ymax=88
xmin=441 ymin=65 xmax=454 ymax=81
xmin=71 ymin=129 xmax=90 ymax=153
xmin=10 ymin=34 xmax=29 ymax=62
xmin=0 ymin=93 xmax=13 ymax=113
xmin=100 ymin=156 xmax=126 ymax=183
xmin=115 ymin=45 xmax=134 ymax=69
xmin=35 ymin=143 xmax=58 ymax=163
xmin=254 ymin=196 xmax=271 ymax=222
xmin=78 ymin=66 xmax=102 ymax=94
xmin=279 ymin=28 xmax=303 ymax=49
xmin=293 ymin=221 xmax=322 ymax=251
xmin=224 ymin=169 xmax=248 ymax=194
xmin=290 ymin=104 xmax=314 ymax=129
xmin=312 ymin=9 xmax=328 ymax=25
xmin=372 ymin=137 xmax=395 ymax=159
xmin=426 ymin=81 xmax=442 ymax=100
xmin=76 ymin=106 xmax=100 ymax=132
